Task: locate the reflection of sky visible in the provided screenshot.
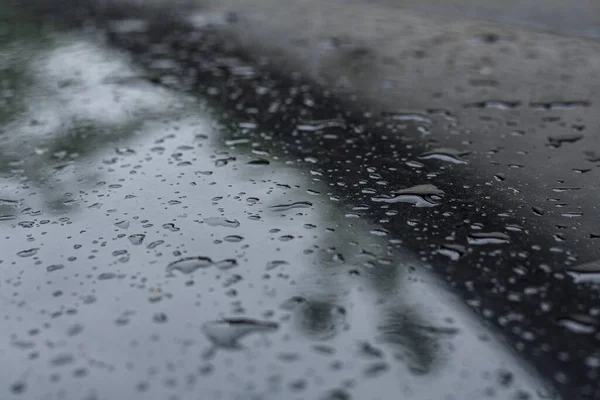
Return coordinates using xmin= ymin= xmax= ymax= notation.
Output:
xmin=0 ymin=29 xmax=556 ymax=400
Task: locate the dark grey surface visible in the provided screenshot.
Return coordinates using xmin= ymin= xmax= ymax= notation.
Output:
xmin=2 ymin=1 xmax=600 ymax=399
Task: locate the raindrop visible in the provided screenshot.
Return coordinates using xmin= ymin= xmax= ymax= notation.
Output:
xmin=202 ymin=318 xmax=279 ymax=349
xmin=214 ymin=259 xmax=238 ymax=270
xmin=464 ymin=100 xmax=521 ymax=110
xmin=98 ymin=272 xmax=117 ymax=280
xmin=128 ymin=234 xmax=146 ymax=245
xmin=115 ymin=147 xmax=136 ymax=156
xmin=371 ymin=184 xmax=444 ymax=208
xmin=167 ymin=256 xmax=213 ymax=274
xmin=224 ymin=235 xmax=244 ymax=243
xmin=215 ymin=157 xmax=236 ymax=167
xmin=270 ymin=201 xmax=313 ymax=212
xmin=11 ymin=381 xmax=26 ymax=395
xmin=162 ymin=223 xmax=180 ymax=232
xmin=297 ymin=119 xmax=345 ymax=132
xmin=419 ymin=148 xmax=469 ymax=164
xmin=153 ymin=313 xmax=168 ymax=324
xmin=364 ymin=362 xmax=389 ymax=378
xmin=467 ymin=232 xmax=510 ymax=245
xmin=266 ymin=260 xmax=289 ymax=270
xmin=0 ymin=199 xmax=18 ymax=207
xmin=47 ymin=264 xmax=65 ymax=272
xmin=532 ymin=206 xmax=545 ymax=216
xmin=50 ymin=353 xmax=74 ymax=367
xmin=530 ymin=101 xmax=590 ymax=110
xmin=557 ymin=316 xmax=598 ymax=334
xmin=435 ymin=244 xmax=466 ymax=261
xmin=381 ymin=111 xmax=433 ymax=124
xmin=204 ymin=217 xmax=240 ymax=228
xmin=147 ymin=240 xmax=164 ymax=249
xmin=17 ymin=248 xmax=39 ymax=257
xmin=115 ymin=220 xmax=130 ymax=230
xmin=247 ymin=159 xmax=270 ymax=166
xmin=548 ymin=133 xmax=583 ymax=147
xmin=562 ymin=212 xmax=583 ymax=218
xmin=0 ymin=215 xmax=17 ymax=221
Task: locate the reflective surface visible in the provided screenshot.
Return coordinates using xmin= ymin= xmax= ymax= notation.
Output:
xmin=2 ymin=1 xmax=600 ymax=399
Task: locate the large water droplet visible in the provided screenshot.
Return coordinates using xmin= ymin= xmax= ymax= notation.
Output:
xmin=167 ymin=256 xmax=213 ymax=274
xmin=17 ymin=248 xmax=39 ymax=257
xmin=381 ymin=111 xmax=433 ymax=124
xmin=372 ymin=184 xmax=444 ymax=207
xmin=530 ymin=100 xmax=590 ymax=111
xmin=467 ymin=232 xmax=510 ymax=245
xmin=435 ymin=244 xmax=466 ymax=261
xmin=548 ymin=133 xmax=584 ymax=147
xmin=202 ymin=318 xmax=279 ymax=349
xmin=464 ymin=100 xmax=521 ymax=110
xmin=297 ymin=119 xmax=345 ymax=132
xmin=270 ymin=201 xmax=313 ymax=212
xmin=128 ymin=234 xmax=146 ymax=245
xmin=557 ymin=315 xmax=598 ymax=334
xmin=0 ymin=199 xmax=18 ymax=207
xmin=114 ymin=220 xmax=130 ymax=230
xmin=419 ymin=148 xmax=469 ymax=164
xmin=203 ymin=217 xmax=240 ymax=228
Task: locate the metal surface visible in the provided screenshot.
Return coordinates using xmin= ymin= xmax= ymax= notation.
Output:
xmin=2 ymin=1 xmax=600 ymax=399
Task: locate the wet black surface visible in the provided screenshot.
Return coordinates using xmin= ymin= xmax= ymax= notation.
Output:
xmin=2 ymin=1 xmax=600 ymax=399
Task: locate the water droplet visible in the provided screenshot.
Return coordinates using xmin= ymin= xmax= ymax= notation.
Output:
xmin=128 ymin=234 xmax=146 ymax=245
xmin=467 ymin=232 xmax=510 ymax=245
xmin=0 ymin=199 xmax=18 ymax=207
xmin=114 ymin=220 xmax=130 ymax=230
xmin=266 ymin=260 xmax=289 ymax=270
xmin=530 ymin=101 xmax=590 ymax=111
xmin=562 ymin=212 xmax=583 ymax=218
xmin=215 ymin=157 xmax=236 ymax=167
xmin=11 ymin=381 xmax=26 ymax=395
xmin=115 ymin=147 xmax=136 ymax=156
xmin=224 ymin=235 xmax=244 ymax=243
xmin=162 ymin=223 xmax=180 ymax=232
xmin=17 ymin=248 xmax=39 ymax=257
xmin=372 ymin=184 xmax=443 ymax=207
xmin=532 ymin=206 xmax=545 ymax=216
xmin=270 ymin=201 xmax=313 ymax=212
xmin=98 ymin=272 xmax=117 ymax=280
xmin=0 ymin=215 xmax=17 ymax=221
xmin=153 ymin=313 xmax=168 ymax=324
xmin=50 ymin=353 xmax=74 ymax=366
xmin=557 ymin=316 xmax=598 ymax=334
xmin=203 ymin=217 xmax=240 ymax=228
xmin=319 ymin=388 xmax=350 ymax=400
xmin=47 ymin=264 xmax=65 ymax=272
xmin=214 ymin=259 xmax=238 ymax=270
xmin=67 ymin=324 xmax=83 ymax=337
xmin=247 ymin=159 xmax=270 ymax=166
xmin=18 ymin=221 xmax=34 ymax=228
xmin=364 ymin=362 xmax=389 ymax=378
xmin=548 ymin=133 xmax=584 ymax=147
xmin=146 ymin=240 xmax=164 ymax=249
xmin=552 ymin=187 xmax=581 ymax=193
xmin=381 ymin=111 xmax=433 ymax=124
xmin=435 ymin=244 xmax=466 ymax=261
xmin=419 ymin=148 xmax=469 ymax=164
xmin=202 ymin=318 xmax=279 ymax=349
xmin=297 ymin=119 xmax=345 ymax=132
xmin=167 ymin=256 xmax=212 ymax=274
xmin=464 ymin=100 xmax=521 ymax=110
